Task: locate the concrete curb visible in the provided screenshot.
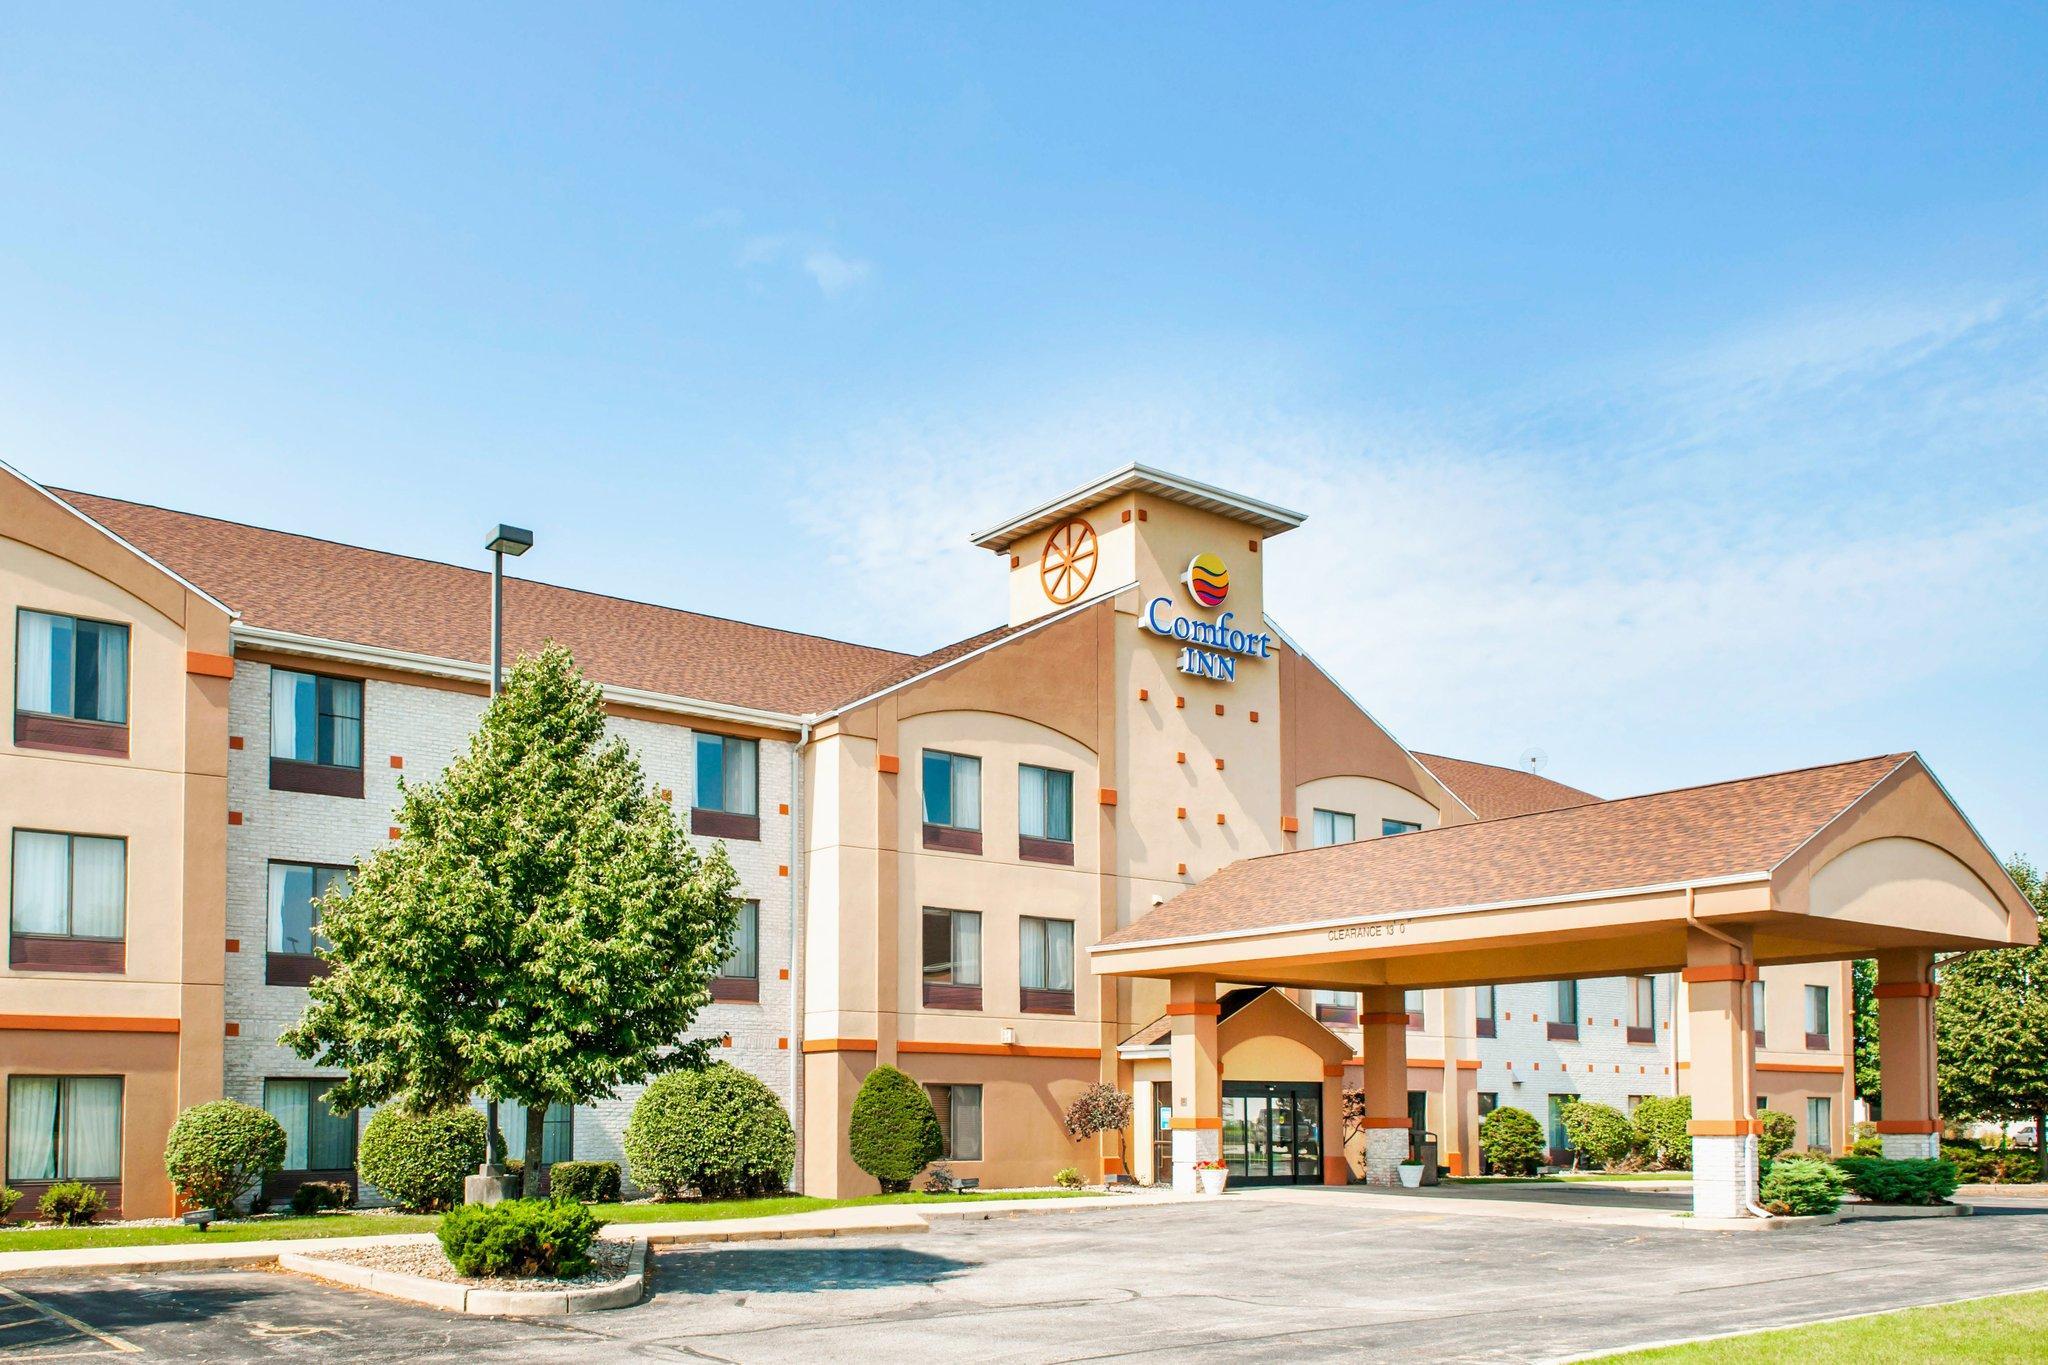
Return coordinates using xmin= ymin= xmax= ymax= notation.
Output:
xmin=1677 ymin=1212 xmax=1839 ymax=1232
xmin=1840 ymin=1200 xmax=1970 ymax=1219
xmin=279 ymin=1238 xmax=649 ymax=1316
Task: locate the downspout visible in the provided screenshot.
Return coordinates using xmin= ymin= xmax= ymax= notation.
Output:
xmin=1687 ymin=889 xmax=1774 ymax=1219
xmin=787 ymin=721 xmax=811 ymax=1192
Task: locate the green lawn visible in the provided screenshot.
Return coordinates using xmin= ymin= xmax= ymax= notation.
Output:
xmin=1594 ymin=1289 xmax=2048 ymax=1362
xmin=0 ymin=1189 xmax=1089 ymax=1255
xmin=1444 ymin=1172 xmax=1690 ymax=1185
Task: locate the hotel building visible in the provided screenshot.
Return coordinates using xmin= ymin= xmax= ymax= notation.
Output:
xmin=3 ymin=458 xmax=2019 ymax=1215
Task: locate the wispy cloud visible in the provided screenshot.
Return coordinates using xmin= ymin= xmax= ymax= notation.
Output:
xmin=738 ymin=232 xmax=874 ymax=297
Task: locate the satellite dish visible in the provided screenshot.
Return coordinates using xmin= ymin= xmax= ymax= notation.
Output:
xmin=1517 ymin=746 xmax=1549 ymax=774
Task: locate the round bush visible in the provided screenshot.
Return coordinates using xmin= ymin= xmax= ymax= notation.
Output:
xmin=1759 ymin=1156 xmax=1848 ymax=1216
xmin=1630 ymin=1095 xmax=1693 ymax=1169
xmin=357 ymin=1105 xmax=485 ymax=1211
xmin=1559 ymin=1101 xmax=1636 ymax=1169
xmin=1758 ymin=1109 xmax=1797 ymax=1160
xmin=163 ymin=1099 xmax=288 ymax=1215
xmin=547 ymin=1160 xmax=621 ymax=1204
xmin=38 ymin=1181 xmax=105 ymax=1225
xmin=437 ymin=1197 xmax=602 ymax=1278
xmin=1479 ymin=1105 xmax=1545 ymax=1176
xmin=624 ymin=1063 xmax=795 ymax=1200
xmin=848 ymin=1065 xmax=943 ymax=1192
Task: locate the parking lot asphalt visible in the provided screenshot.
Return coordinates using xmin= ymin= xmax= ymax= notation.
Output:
xmin=6 ymin=1191 xmax=2048 ymax=1362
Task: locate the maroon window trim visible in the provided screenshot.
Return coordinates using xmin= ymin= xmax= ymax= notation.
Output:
xmin=1406 ymin=1011 xmax=1424 ymax=1031
xmin=13 ymin=713 xmax=129 ymax=759
xmin=710 ymin=976 xmax=761 ymax=1003
xmin=4 ymin=1181 xmax=120 ymax=1222
xmin=922 ymin=824 xmax=984 ymax=855
xmin=9 ymin=934 xmax=123 ymax=974
xmin=691 ymin=807 xmax=761 ymax=842
xmin=923 ymin=981 xmax=982 ymax=1011
xmin=1626 ymin=1025 xmax=1655 ymax=1045
xmin=1017 ymin=835 xmax=1075 ymax=866
xmin=1475 ymin=1016 xmax=1497 ymax=1039
xmin=266 ymin=953 xmax=330 ymax=987
xmin=1546 ymin=1021 xmax=1580 ymax=1041
xmin=1315 ymin=1004 xmax=1358 ymax=1027
xmin=270 ymin=757 xmax=365 ymax=798
xmin=1020 ymin=987 xmax=1075 ymax=1015
xmin=1805 ymin=1031 xmax=1831 ymax=1050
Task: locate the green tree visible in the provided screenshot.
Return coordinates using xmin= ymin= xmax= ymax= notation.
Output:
xmin=284 ymin=645 xmax=743 ymax=1197
xmin=1934 ymin=856 xmax=2048 ymax=1177
xmin=1852 ymin=958 xmax=1881 ymax=1109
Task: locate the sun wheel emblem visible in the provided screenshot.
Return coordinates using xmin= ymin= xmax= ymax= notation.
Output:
xmin=1040 ymin=519 xmax=1099 ymax=605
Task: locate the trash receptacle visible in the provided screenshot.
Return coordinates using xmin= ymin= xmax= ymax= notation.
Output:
xmin=1412 ymin=1130 xmax=1440 ymax=1185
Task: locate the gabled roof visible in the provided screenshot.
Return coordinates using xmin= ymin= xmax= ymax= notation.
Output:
xmin=1100 ymin=754 xmax=1917 ymax=948
xmin=1118 ymin=985 xmax=1275 ymax=1051
xmin=52 ymin=490 xmax=916 ymax=718
xmin=969 ymin=463 xmax=1306 ymax=552
xmin=1412 ymin=752 xmax=1599 ymax=821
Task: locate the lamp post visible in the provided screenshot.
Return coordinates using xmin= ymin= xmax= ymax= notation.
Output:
xmin=471 ymin=523 xmax=532 ymax=1200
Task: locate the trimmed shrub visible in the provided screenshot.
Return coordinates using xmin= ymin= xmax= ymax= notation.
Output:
xmin=1834 ymin=1157 xmax=1960 ymax=1205
xmin=1479 ymin=1105 xmax=1545 ymax=1176
xmin=1848 ymin=1134 xmax=1884 ymax=1157
xmin=0 ymin=1186 xmax=19 ymax=1219
xmin=358 ymin=1105 xmax=486 ymax=1212
xmin=848 ymin=1065 xmax=944 ymax=1193
xmin=1758 ymin=1108 xmax=1797 ymax=1160
xmin=1559 ymin=1101 xmax=1636 ymax=1169
xmin=624 ymin=1063 xmax=795 ymax=1200
xmin=1760 ymin=1156 xmax=1847 ymax=1216
xmin=1631 ymin=1095 xmax=1693 ymax=1170
xmin=289 ymin=1180 xmax=354 ymax=1215
xmin=163 ymin=1100 xmax=289 ymax=1215
xmin=38 ymin=1182 xmax=105 ymax=1225
xmin=437 ymin=1198 xmax=603 ymax=1278
xmin=1055 ymin=1167 xmax=1083 ymax=1189
xmin=548 ymin=1161 xmax=621 ymax=1204
xmin=1974 ymin=1150 xmax=2041 ymax=1184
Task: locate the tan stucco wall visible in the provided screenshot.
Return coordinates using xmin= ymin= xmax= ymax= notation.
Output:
xmin=0 ymin=1028 xmax=180 ymax=1218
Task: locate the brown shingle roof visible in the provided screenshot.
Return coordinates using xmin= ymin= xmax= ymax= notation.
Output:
xmin=1412 ymin=752 xmax=1600 ymax=820
xmin=55 ymin=491 xmax=914 ymax=717
xmin=1101 ymin=754 xmax=1914 ymax=946
xmin=1119 ymin=986 xmax=1274 ymax=1049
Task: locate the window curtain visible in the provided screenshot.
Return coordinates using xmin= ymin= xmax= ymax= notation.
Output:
xmin=6 ymin=1078 xmax=59 ymax=1181
xmin=728 ymin=739 xmax=757 ymax=815
xmin=1018 ymin=768 xmax=1047 ymax=841
xmin=77 ymin=620 xmax=127 ymax=723
xmin=68 ymin=837 xmax=125 ymax=938
xmin=1020 ymin=918 xmax=1047 ymax=990
xmin=722 ymin=901 xmax=759 ymax=978
xmin=10 ymin=831 xmax=70 ymax=935
xmin=950 ymin=755 xmax=980 ymax=830
xmin=320 ymin=677 xmax=363 ymax=768
xmin=60 ymin=1077 xmax=121 ymax=1181
xmin=308 ymin=1089 xmax=355 ymax=1170
xmin=1045 ymin=919 xmax=1074 ymax=992
xmin=1045 ymin=769 xmax=1072 ymax=841
xmin=265 ymin=1080 xmax=311 ymax=1170
xmin=951 ymin=1086 xmax=983 ymax=1161
xmin=269 ymin=864 xmax=315 ymax=955
xmin=1806 ymin=987 xmax=1828 ymax=1035
xmin=271 ymin=670 xmax=304 ymax=760
xmin=15 ymin=611 xmax=58 ymax=713
xmin=952 ymin=911 xmax=981 ymax=986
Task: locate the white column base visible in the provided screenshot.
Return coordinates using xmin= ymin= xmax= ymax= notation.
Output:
xmin=1692 ymin=1134 xmax=1759 ymax=1219
xmin=1881 ymin=1132 xmax=1941 ymax=1160
xmin=1171 ymin=1126 xmax=1220 ymax=1194
xmin=1364 ymin=1129 xmax=1409 ymax=1187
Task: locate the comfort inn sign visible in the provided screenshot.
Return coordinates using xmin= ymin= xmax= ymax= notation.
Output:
xmin=1141 ymin=553 xmax=1273 ymax=684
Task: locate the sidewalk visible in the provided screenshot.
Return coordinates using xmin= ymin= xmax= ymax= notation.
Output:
xmin=0 ymin=1191 xmax=1188 ymax=1280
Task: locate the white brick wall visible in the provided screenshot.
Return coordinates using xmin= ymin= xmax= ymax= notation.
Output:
xmin=224 ymin=660 xmax=798 ymax=1198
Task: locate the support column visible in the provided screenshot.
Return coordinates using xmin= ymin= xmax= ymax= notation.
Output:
xmin=1439 ymin=987 xmax=1465 ymax=1177
xmin=1167 ymin=975 xmax=1221 ymax=1194
xmin=1358 ymin=985 xmax=1410 ymax=1186
xmin=1874 ymin=949 xmax=1942 ymax=1160
xmin=1683 ymin=926 xmax=1761 ymax=1219
xmin=1321 ymin=1065 xmax=1348 ymax=1185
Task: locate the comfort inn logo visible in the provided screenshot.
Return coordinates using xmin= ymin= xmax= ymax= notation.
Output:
xmin=1182 ymin=553 xmax=1229 ymax=607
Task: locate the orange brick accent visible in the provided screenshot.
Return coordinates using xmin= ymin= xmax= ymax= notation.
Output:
xmin=1170 ymin=1116 xmax=1224 ymax=1130
xmin=1874 ymin=1118 xmax=1943 ymax=1134
xmin=778 ymin=967 xmax=789 ymax=980
xmin=388 ymin=826 xmax=401 ymax=839
xmin=1215 ymin=812 xmax=1226 ymax=825
xmin=1248 ymin=539 xmax=1260 ymax=553
xmin=1176 ymin=807 xmax=1187 ymax=819
xmin=1176 ymin=752 xmax=1186 ymax=764
xmin=228 ymin=735 xmax=245 ymax=750
xmin=1248 ymin=710 xmax=1259 ymax=723
xmin=1213 ymin=704 xmax=1225 ymax=717
xmin=1688 ymin=1119 xmax=1764 ymax=1137
xmin=0 ymin=1014 xmax=179 ymax=1034
xmin=778 ymin=865 xmax=789 ymax=877
xmin=1681 ymin=964 xmax=1759 ymax=983
xmin=225 ymin=1022 xmax=240 ymax=1037
xmin=1175 ymin=696 xmax=1185 ymax=709
xmin=389 ymin=755 xmax=404 ymax=769
xmin=877 ymin=754 xmax=901 ymax=775
xmin=1280 ymin=815 xmax=1299 ymax=833
xmin=227 ymin=811 xmax=243 ymax=826
xmin=225 ymin=938 xmax=240 ymax=953
xmin=778 ymin=803 xmax=789 ymax=815
xmin=1177 ymin=862 xmax=1188 ymax=875
xmin=1873 ymin=982 xmax=1939 ymax=999
xmin=801 ymin=1038 xmax=879 ymax=1054
xmin=1322 ymin=1064 xmax=1347 ymax=1077
xmin=1137 ymin=508 xmax=1148 ymax=521
xmin=1355 ymin=1116 xmax=1408 ymax=1129
xmin=778 ymin=1037 xmax=789 ymax=1049
xmin=1099 ymin=788 xmax=1118 ymax=806
xmin=1010 ymin=555 xmax=1020 ymax=569
xmin=1166 ymin=1001 xmax=1223 ymax=1017
xmin=186 ymin=650 xmax=235 ymax=678
xmin=1137 ymin=687 xmax=1149 ymax=701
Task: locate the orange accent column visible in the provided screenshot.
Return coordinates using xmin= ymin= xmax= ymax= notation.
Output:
xmin=1358 ymin=984 xmax=1408 ymax=1184
xmin=1167 ymin=975 xmax=1221 ymax=1193
xmin=1874 ymin=949 xmax=1942 ymax=1157
xmin=1683 ymin=925 xmax=1761 ymax=1218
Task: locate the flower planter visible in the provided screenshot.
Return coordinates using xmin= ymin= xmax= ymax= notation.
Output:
xmin=1197 ymin=1168 xmax=1229 ymax=1196
xmin=1397 ymin=1163 xmax=1425 ymax=1189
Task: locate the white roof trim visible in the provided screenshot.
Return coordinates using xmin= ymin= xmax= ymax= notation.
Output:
xmin=970 ymin=462 xmax=1306 ymax=551
xmin=1117 ymin=1043 xmax=1171 ymax=1060
xmin=1088 ymin=870 xmax=1770 ymax=956
xmin=232 ymin=624 xmax=808 ymax=732
xmin=2 ymin=460 xmax=239 ymax=620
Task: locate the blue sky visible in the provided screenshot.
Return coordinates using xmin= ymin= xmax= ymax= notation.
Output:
xmin=3 ymin=6 xmax=2044 ymax=858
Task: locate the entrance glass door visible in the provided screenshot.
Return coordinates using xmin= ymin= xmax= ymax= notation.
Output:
xmin=1221 ymin=1082 xmax=1324 ymax=1185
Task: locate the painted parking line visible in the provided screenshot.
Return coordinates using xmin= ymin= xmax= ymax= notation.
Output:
xmin=0 ymin=1284 xmax=140 ymax=1357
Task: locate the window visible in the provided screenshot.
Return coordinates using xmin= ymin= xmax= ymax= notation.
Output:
xmin=927 ymin=1083 xmax=983 ymax=1161
xmin=1475 ymin=984 xmax=1497 ymax=1038
xmin=1627 ymin=976 xmax=1656 ymax=1043
xmin=1019 ymin=916 xmax=1075 ymax=1012
xmin=6 ymin=1076 xmax=121 ymax=1184
xmin=262 ymin=1079 xmax=356 ymax=1172
xmin=692 ymin=734 xmax=760 ymax=838
xmin=1381 ymin=818 xmax=1421 ymax=837
xmin=10 ymin=831 xmax=125 ymax=973
xmin=712 ymin=900 xmax=761 ymax=1001
xmin=1806 ymin=1095 xmax=1834 ymax=1152
xmin=490 ymin=1100 xmax=575 ymax=1165
xmin=1547 ymin=1094 xmax=1576 ymax=1161
xmin=1311 ymin=809 xmax=1356 ymax=847
xmin=268 ymin=669 xmax=364 ymax=796
xmin=1407 ymin=1090 xmax=1429 ymax=1134
xmin=1313 ymin=990 xmax=1357 ymax=1026
xmin=1548 ymin=980 xmax=1580 ymax=1040
xmin=1804 ymin=985 xmax=1831 ymax=1049
xmin=266 ymin=862 xmax=349 ymax=986
xmin=922 ymin=907 xmax=982 ymax=1009
xmin=15 ymin=612 xmax=129 ymax=753
xmin=1752 ymin=979 xmax=1767 ymax=1044
xmin=1404 ymin=988 xmax=1424 ymax=1030
xmin=1018 ymin=764 xmax=1074 ymax=862
xmin=921 ymin=751 xmax=982 ymax=852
